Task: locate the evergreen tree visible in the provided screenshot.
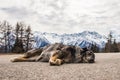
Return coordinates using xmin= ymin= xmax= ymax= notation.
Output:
xmin=91 ymin=42 xmax=99 ymax=53
xmin=15 ymin=22 xmax=20 ymax=40
xmin=105 ymin=40 xmax=111 ymax=52
xmin=117 ymin=43 xmax=120 ymax=51
xmin=25 ymin=26 xmax=31 ymax=52
xmin=0 ymin=21 xmax=13 ymax=53
xmin=12 ymin=22 xmax=25 ymax=53
xmin=0 ymin=21 xmax=33 ymax=53
xmin=104 ymin=32 xmax=112 ymax=52
xmin=111 ymin=39 xmax=119 ymax=52
xmin=104 ymin=32 xmax=119 ymax=52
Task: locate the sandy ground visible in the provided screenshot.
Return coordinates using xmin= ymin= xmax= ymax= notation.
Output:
xmin=0 ymin=53 xmax=120 ymax=80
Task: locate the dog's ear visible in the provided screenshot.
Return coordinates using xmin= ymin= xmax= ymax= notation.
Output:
xmin=82 ymin=47 xmax=88 ymax=51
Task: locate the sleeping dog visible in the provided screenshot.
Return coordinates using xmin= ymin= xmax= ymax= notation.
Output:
xmin=11 ymin=43 xmax=95 ymax=66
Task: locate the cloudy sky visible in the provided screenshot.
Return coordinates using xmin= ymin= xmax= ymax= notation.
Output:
xmin=0 ymin=0 xmax=120 ymax=35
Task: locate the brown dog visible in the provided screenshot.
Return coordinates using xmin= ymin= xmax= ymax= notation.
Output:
xmin=11 ymin=43 xmax=95 ymax=66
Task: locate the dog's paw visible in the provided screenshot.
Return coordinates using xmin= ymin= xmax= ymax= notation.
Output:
xmin=49 ymin=59 xmax=63 ymax=66
xmin=10 ymin=58 xmax=18 ymax=62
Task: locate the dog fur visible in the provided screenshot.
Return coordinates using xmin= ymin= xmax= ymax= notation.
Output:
xmin=11 ymin=43 xmax=95 ymax=66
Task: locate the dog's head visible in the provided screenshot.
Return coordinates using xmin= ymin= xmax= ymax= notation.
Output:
xmin=81 ymin=48 xmax=95 ymax=63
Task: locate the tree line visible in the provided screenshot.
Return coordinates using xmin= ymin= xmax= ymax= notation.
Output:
xmin=0 ymin=21 xmax=33 ymax=53
xmin=104 ymin=32 xmax=120 ymax=52
xmin=91 ymin=32 xmax=120 ymax=53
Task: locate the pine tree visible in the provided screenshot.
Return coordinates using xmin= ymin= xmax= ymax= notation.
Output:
xmin=111 ymin=39 xmax=119 ymax=52
xmin=91 ymin=42 xmax=99 ymax=53
xmin=15 ymin=22 xmax=20 ymax=40
xmin=104 ymin=32 xmax=120 ymax=52
xmin=0 ymin=21 xmax=13 ymax=53
xmin=25 ymin=26 xmax=31 ymax=52
xmin=12 ymin=22 xmax=25 ymax=53
xmin=105 ymin=40 xmax=111 ymax=52
xmin=117 ymin=43 xmax=120 ymax=51
xmin=104 ymin=32 xmax=112 ymax=52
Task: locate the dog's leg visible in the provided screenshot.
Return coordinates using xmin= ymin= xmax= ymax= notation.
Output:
xmin=11 ymin=56 xmax=36 ymax=62
xmin=24 ymin=48 xmax=43 ymax=58
xmin=11 ymin=48 xmax=43 ymax=62
xmin=35 ymin=55 xmax=43 ymax=61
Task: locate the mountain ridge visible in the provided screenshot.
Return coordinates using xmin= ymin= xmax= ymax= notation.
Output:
xmin=33 ymin=31 xmax=107 ymax=49
xmin=1 ymin=30 xmax=120 ymax=50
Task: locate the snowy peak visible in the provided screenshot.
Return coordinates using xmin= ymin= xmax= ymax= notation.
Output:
xmin=0 ymin=30 xmax=119 ymax=50
xmin=33 ymin=31 xmax=107 ymax=48
xmin=32 ymin=32 xmax=49 ymax=48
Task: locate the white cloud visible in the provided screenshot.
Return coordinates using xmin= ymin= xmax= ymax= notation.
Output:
xmin=0 ymin=0 xmax=120 ymax=35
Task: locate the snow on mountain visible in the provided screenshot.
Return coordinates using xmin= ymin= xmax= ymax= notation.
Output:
xmin=33 ymin=31 xmax=107 ymax=49
xmin=0 ymin=30 xmax=119 ymax=50
xmin=32 ymin=31 xmax=49 ymax=48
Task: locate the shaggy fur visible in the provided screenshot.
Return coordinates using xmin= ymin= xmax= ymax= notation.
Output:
xmin=11 ymin=43 xmax=95 ymax=66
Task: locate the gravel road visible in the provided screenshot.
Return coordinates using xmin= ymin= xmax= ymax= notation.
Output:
xmin=0 ymin=53 xmax=120 ymax=80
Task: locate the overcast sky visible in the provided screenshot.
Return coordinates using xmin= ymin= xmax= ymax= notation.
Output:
xmin=0 ymin=0 xmax=120 ymax=35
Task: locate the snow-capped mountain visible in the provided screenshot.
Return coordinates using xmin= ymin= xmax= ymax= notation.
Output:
xmin=33 ymin=31 xmax=107 ymax=49
xmin=0 ymin=30 xmax=119 ymax=50
xmin=32 ymin=32 xmax=49 ymax=48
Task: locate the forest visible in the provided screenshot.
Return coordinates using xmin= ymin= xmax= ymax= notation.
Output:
xmin=0 ymin=21 xmax=33 ymax=53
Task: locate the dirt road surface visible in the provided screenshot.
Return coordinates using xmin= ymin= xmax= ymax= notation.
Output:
xmin=0 ymin=53 xmax=120 ymax=80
